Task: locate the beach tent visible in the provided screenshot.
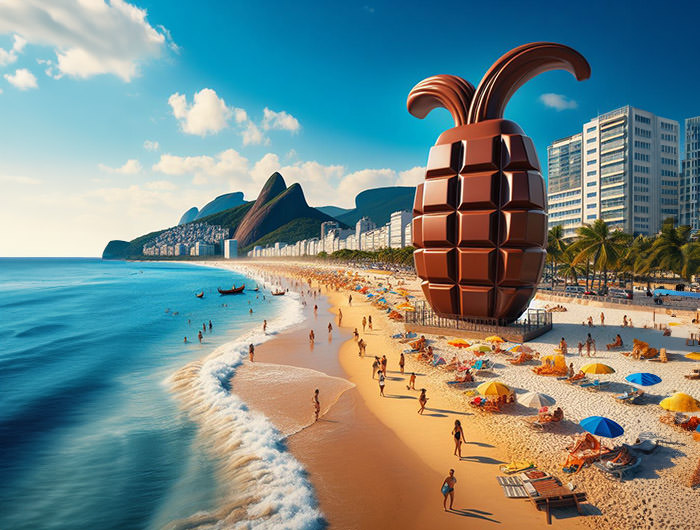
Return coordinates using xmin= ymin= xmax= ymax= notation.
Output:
xmin=477 ymin=381 xmax=512 ymax=397
xmin=518 ymin=391 xmax=555 ymax=408
xmin=625 ymin=373 xmax=662 ymax=386
xmin=581 ymin=363 xmax=615 ymax=375
xmin=685 ymin=352 xmax=700 ymax=361
xmin=660 ymin=392 xmax=700 ymax=413
xmin=580 ymin=416 xmax=624 ymax=438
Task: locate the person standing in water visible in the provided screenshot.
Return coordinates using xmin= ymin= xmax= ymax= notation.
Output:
xmin=208 ymin=320 xmax=212 ymax=331
xmin=452 ymin=420 xmax=465 ymax=458
xmin=183 ymin=336 xmax=188 ymax=343
xmin=197 ymin=330 xmax=203 ymax=343
xmin=441 ymin=469 xmax=457 ymax=511
xmin=314 ymin=304 xmax=318 ymax=316
xmin=249 ymin=344 xmax=255 ymax=362
xmin=309 ymin=330 xmax=315 ymax=343
xmin=328 ymin=322 xmax=333 ymax=334
xmin=418 ymin=388 xmax=428 ymax=414
xmin=202 ymin=323 xmax=206 ymax=333
xmin=312 ymin=389 xmax=320 ymax=422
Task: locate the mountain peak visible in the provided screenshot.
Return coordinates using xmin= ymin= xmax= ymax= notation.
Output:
xmin=256 ymin=172 xmax=287 ymax=206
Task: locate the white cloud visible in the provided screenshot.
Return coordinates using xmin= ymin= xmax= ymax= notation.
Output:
xmin=262 ymin=107 xmax=300 ymax=132
xmin=153 ymin=148 xmax=250 ymax=187
xmin=242 ymin=121 xmax=265 ymax=146
xmin=0 ymin=34 xmax=26 ymax=66
xmin=98 ymin=159 xmax=142 ymax=174
xmin=168 ymin=88 xmax=233 ymax=136
xmin=4 ymin=68 xmax=37 ymax=89
xmin=396 ymin=166 xmax=425 ymax=186
xmin=539 ymin=93 xmax=578 ymax=111
xmin=0 ymin=0 xmax=173 ymax=81
xmin=143 ymin=139 xmax=159 ymax=151
xmin=0 ymin=174 xmax=40 ymax=185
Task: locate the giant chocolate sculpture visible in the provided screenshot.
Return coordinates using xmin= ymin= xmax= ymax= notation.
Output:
xmin=408 ymin=42 xmax=590 ymax=322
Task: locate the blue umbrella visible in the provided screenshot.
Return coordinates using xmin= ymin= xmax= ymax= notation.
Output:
xmin=579 ymin=416 xmax=624 ymax=438
xmin=625 ymin=372 xmax=662 ymax=386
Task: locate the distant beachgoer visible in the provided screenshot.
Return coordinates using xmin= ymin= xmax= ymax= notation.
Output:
xmin=249 ymin=343 xmax=255 ymax=362
xmin=381 ymin=355 xmax=387 ymax=376
xmin=559 ymin=338 xmax=568 ymax=355
xmin=198 ymin=330 xmax=203 ymax=343
xmin=585 ymin=333 xmax=596 ymax=356
xmin=372 ymin=357 xmax=379 ymax=379
xmin=442 ymin=469 xmax=456 ymax=511
xmin=313 ymin=389 xmax=320 ymax=422
xmin=577 ymin=341 xmax=584 ymax=356
xmin=202 ymin=323 xmax=206 ymax=333
xmin=314 ymin=304 xmax=318 ymax=316
xmin=623 ymin=315 xmax=628 ymax=327
xmin=368 ymin=315 xmax=373 ymax=330
xmin=600 ymin=312 xmax=605 ymax=326
xmin=407 ymin=372 xmax=416 ymax=390
xmin=353 ymin=328 xmax=359 ymax=340
xmin=378 ymin=372 xmax=386 ymax=396
xmin=629 ymin=318 xmax=634 ymax=328
xmin=184 ymin=336 xmax=187 ymax=343
xmin=399 ymin=353 xmax=405 ymax=374
xmin=568 ymin=362 xmax=574 ymax=378
xmin=358 ymin=338 xmax=365 ymax=357
xmin=452 ymin=420 xmax=465 ymax=458
xmin=263 ymin=320 xmax=267 ymax=333
xmin=249 ymin=308 xmax=253 ymax=314
xmin=349 ymin=294 xmax=352 ymax=306
xmin=338 ymin=308 xmax=343 ymax=325
xmin=362 ymin=316 xmax=367 ymax=332
xmin=418 ymin=389 xmax=428 ymax=414
xmin=587 ymin=316 xmax=594 ymax=327
xmin=188 ymin=319 xmax=191 ymax=326
xmin=328 ymin=322 xmax=333 ymax=334
xmin=309 ymin=330 xmax=315 ymax=343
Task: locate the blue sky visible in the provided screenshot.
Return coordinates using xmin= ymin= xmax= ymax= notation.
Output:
xmin=1 ymin=0 xmax=699 ymax=256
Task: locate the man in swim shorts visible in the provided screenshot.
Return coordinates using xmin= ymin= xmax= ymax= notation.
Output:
xmin=442 ymin=469 xmax=456 ymax=511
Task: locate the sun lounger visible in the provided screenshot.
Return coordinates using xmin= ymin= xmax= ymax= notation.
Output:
xmin=626 ymin=440 xmax=658 ymax=454
xmin=593 ymin=455 xmax=642 ymax=481
xmin=499 ymin=460 xmax=536 ymax=475
xmin=614 ymin=390 xmax=644 ymax=404
xmin=530 ymin=491 xmax=587 ymax=525
xmin=580 ymin=380 xmax=610 ymax=391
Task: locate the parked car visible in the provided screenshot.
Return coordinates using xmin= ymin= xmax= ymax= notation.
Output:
xmin=565 ymin=285 xmax=586 ymax=295
xmin=608 ymin=288 xmax=633 ymax=300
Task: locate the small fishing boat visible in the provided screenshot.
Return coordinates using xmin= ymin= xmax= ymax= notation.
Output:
xmin=218 ymin=285 xmax=245 ymax=295
xmin=195 ymin=291 xmax=204 ymax=298
xmin=252 ymin=286 xmax=259 ymax=292
xmin=271 ymin=290 xmax=285 ymax=296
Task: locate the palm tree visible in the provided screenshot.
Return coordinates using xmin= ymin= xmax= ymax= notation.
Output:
xmin=558 ymin=247 xmax=583 ymax=286
xmin=571 ymin=219 xmax=630 ymax=292
xmin=647 ymin=218 xmax=700 ymax=281
xmin=619 ymin=235 xmax=654 ymax=287
xmin=547 ymin=225 xmax=568 ymax=288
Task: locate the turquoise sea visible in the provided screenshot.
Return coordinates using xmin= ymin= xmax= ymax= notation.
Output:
xmin=0 ymin=258 xmax=319 ymax=529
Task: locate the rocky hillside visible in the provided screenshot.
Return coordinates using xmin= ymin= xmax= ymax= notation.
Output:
xmin=177 ymin=192 xmax=246 ymax=225
xmin=334 ymin=186 xmax=415 ymax=226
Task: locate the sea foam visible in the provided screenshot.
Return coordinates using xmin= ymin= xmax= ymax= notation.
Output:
xmin=167 ymin=278 xmax=324 ymax=529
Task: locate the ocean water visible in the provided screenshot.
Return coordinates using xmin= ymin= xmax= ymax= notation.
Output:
xmin=0 ymin=258 xmax=317 ymax=529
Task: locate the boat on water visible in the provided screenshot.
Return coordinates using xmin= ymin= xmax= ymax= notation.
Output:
xmin=271 ymin=290 xmax=285 ymax=296
xmin=218 ymin=285 xmax=245 ymax=295
xmin=252 ymin=286 xmax=259 ymax=292
xmin=195 ymin=291 xmax=204 ymax=298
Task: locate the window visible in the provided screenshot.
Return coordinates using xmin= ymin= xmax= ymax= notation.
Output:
xmin=634 ymin=165 xmax=650 ymax=174
xmin=587 ymin=126 xmax=597 ymax=133
xmin=587 ymin=171 xmax=597 ymax=177
xmin=587 ymin=148 xmax=597 ymax=155
xmin=633 ymin=206 xmax=649 ymax=213
xmin=635 ymin=127 xmax=652 ymax=138
xmin=634 ymin=153 xmax=649 ymax=162
xmin=661 ymin=157 xmax=677 ymax=166
xmin=587 ymin=137 xmax=597 ymax=144
xmin=634 ymin=176 xmax=649 ymax=184
xmin=587 ymin=192 xmax=597 ymax=198
xmin=587 ymin=203 xmax=596 ymax=209
xmin=634 ymin=195 xmax=650 ymax=202
xmin=634 ymin=140 xmax=650 ymax=149
xmin=587 ymin=214 xmax=597 ymax=220
xmin=635 ymin=115 xmax=651 ymax=124
xmin=587 ymin=159 xmax=597 ymax=165
xmin=661 ymin=179 xmax=677 ymax=187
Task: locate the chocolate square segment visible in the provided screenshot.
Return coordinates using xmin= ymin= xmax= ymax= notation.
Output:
xmin=500 ymin=210 xmax=547 ymax=248
xmin=412 ymin=216 xmax=424 ymax=247
xmin=462 ymin=136 xmax=499 ymax=172
xmin=426 ymin=141 xmax=463 ymax=177
xmin=502 ymin=171 xmax=546 ymax=210
xmin=498 ymin=248 xmax=546 ymax=286
xmin=457 ymin=248 xmax=496 ymax=285
xmin=422 ymin=248 xmax=456 ymax=283
xmin=422 ymin=212 xmax=456 ymax=246
xmin=413 ymin=183 xmax=424 ymax=215
xmin=457 ymin=210 xmax=498 ymax=247
xmin=413 ymin=248 xmax=426 ymax=278
xmin=495 ymin=287 xmax=535 ymax=319
xmin=459 ymin=172 xmax=499 ymax=209
xmin=423 ymin=282 xmax=458 ymax=315
xmin=502 ymin=134 xmax=540 ymax=171
xmin=422 ymin=176 xmax=457 ymax=212
xmin=459 ymin=285 xmax=494 ymax=318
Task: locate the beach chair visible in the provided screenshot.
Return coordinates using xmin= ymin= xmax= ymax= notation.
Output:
xmin=614 ymin=390 xmax=644 ymax=404
xmin=530 ymin=490 xmax=587 ymax=525
xmin=593 ymin=456 xmax=642 ymax=481
xmin=499 ymin=460 xmax=536 ymax=475
xmin=580 ymin=380 xmax=609 ymax=392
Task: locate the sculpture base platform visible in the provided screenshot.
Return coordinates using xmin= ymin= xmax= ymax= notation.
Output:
xmin=403 ymin=302 xmax=551 ymax=343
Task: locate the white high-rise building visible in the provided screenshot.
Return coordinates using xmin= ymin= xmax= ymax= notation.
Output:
xmin=355 ymin=217 xmax=376 ymax=249
xmin=547 ymin=106 xmax=680 ymax=236
xmin=223 ymin=239 xmax=238 ymax=259
xmin=195 ymin=241 xmax=215 ymax=256
xmin=681 ymin=116 xmax=700 ymax=231
xmin=389 ymin=210 xmax=412 ymax=248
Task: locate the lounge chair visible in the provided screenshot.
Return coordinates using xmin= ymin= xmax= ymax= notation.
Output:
xmin=580 ymin=380 xmax=610 ymax=391
xmin=529 ymin=488 xmax=587 ymax=525
xmin=614 ymin=390 xmax=644 ymax=404
xmin=593 ymin=455 xmax=642 ymax=481
xmin=499 ymin=460 xmax=536 ymax=475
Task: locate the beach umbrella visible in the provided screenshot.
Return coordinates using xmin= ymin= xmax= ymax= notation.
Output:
xmin=485 ymin=335 xmax=505 ymax=343
xmin=581 ymin=363 xmax=615 ymax=375
xmin=625 ymin=373 xmax=662 ymax=386
xmin=518 ymin=391 xmax=556 ymax=408
xmin=660 ymin=392 xmax=700 ymax=413
xmin=579 ymin=416 xmax=624 ymax=438
xmin=685 ymin=352 xmax=700 ymax=361
xmin=477 ymin=381 xmax=512 ymax=397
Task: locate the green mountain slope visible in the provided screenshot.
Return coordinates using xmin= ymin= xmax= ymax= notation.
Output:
xmin=242 ymin=217 xmax=328 ymax=252
xmin=336 ymin=186 xmax=415 ymax=227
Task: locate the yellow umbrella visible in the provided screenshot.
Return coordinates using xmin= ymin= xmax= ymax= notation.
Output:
xmin=660 ymin=392 xmax=700 ymax=413
xmin=581 ymin=363 xmax=616 ymax=374
xmin=485 ymin=335 xmax=505 ymax=343
xmin=685 ymin=352 xmax=700 ymax=361
xmin=477 ymin=381 xmax=512 ymax=396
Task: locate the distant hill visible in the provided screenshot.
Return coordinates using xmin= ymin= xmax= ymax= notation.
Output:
xmin=317 ymin=205 xmax=352 ymax=219
xmin=335 ymin=186 xmax=415 ymax=227
xmin=177 ymin=192 xmax=246 ymax=225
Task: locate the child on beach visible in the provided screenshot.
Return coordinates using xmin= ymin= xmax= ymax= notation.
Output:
xmin=418 ymin=389 xmax=428 ymax=414
xmin=378 ymin=372 xmax=386 ymax=396
xmin=577 ymin=341 xmax=584 ymax=356
xmin=441 ymin=470 xmax=456 ymax=511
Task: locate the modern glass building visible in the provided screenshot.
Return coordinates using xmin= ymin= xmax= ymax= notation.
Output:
xmin=680 ymin=116 xmax=700 ymax=231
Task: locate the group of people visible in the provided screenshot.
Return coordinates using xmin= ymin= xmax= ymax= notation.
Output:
xmin=558 ymin=332 xmax=597 ymax=357
xmin=184 ymin=319 xmax=213 ymax=344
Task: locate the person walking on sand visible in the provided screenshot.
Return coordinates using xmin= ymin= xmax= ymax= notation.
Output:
xmin=249 ymin=343 xmax=255 ymax=362
xmin=348 ymin=294 xmax=352 ymax=306
xmin=309 ymin=330 xmax=315 ymax=343
xmin=353 ymin=328 xmax=359 ymax=340
xmin=407 ymin=372 xmax=416 ymax=390
xmin=441 ymin=469 xmax=456 ymax=511
xmin=600 ymin=312 xmax=605 ymax=326
xmin=368 ymin=315 xmax=372 ymax=330
xmin=358 ymin=338 xmax=366 ymax=357
xmin=399 ymin=352 xmax=405 ymax=374
xmin=452 ymin=420 xmax=465 ymax=458
xmin=418 ymin=388 xmax=428 ymax=414
xmin=378 ymin=372 xmax=386 ymax=396
xmin=198 ymin=330 xmax=203 ymax=343
xmin=328 ymin=322 xmax=333 ymax=334
xmin=362 ymin=316 xmax=367 ymax=332
xmin=338 ymin=308 xmax=343 ymax=325
xmin=623 ymin=314 xmax=628 ymax=327
xmin=314 ymin=304 xmax=318 ymax=316
xmin=312 ymin=389 xmax=320 ymax=422
xmin=372 ymin=357 xmax=380 ymax=379
xmin=381 ymin=355 xmax=387 ymax=376
xmin=559 ymin=337 xmax=568 ymax=355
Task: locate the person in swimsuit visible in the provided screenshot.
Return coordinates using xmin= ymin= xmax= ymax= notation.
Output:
xmin=378 ymin=372 xmax=386 ymax=397
xmin=309 ymin=330 xmax=315 ymax=343
xmin=353 ymin=328 xmax=359 ymax=340
xmin=312 ymin=389 xmax=320 ymax=422
xmin=197 ymin=330 xmax=203 ymax=343
xmin=314 ymin=304 xmax=318 ymax=316
xmin=442 ymin=469 xmax=456 ymax=511
xmin=362 ymin=316 xmax=367 ymax=332
xmin=407 ymin=372 xmax=416 ymax=390
xmin=368 ymin=315 xmax=372 ymax=330
xmin=183 ymin=336 xmax=187 ymax=343
xmin=338 ymin=308 xmax=343 ymax=325
xmin=418 ymin=389 xmax=428 ymax=414
xmin=263 ymin=320 xmax=267 ymax=333
xmin=381 ymin=355 xmax=387 ymax=376
xmin=372 ymin=357 xmax=379 ymax=379
xmin=249 ymin=343 xmax=254 ymax=362
xmin=452 ymin=420 xmax=465 ymax=458
xmin=399 ymin=352 xmax=405 ymax=374
xmin=208 ymin=320 xmax=212 ymax=331
xmin=328 ymin=322 xmax=333 ymax=334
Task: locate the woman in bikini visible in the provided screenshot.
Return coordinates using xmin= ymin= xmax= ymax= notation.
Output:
xmin=452 ymin=420 xmax=465 ymax=458
xmin=418 ymin=389 xmax=428 ymax=414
